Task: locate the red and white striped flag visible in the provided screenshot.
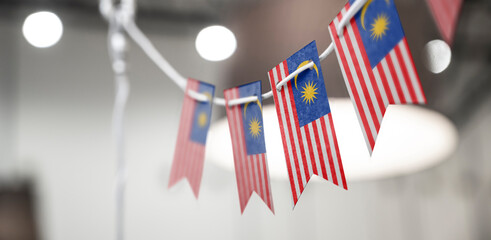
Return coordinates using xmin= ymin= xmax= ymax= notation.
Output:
xmin=224 ymin=81 xmax=274 ymax=213
xmin=426 ymin=0 xmax=462 ymax=44
xmin=168 ymin=78 xmax=215 ymax=198
xmin=329 ymin=0 xmax=426 ymax=154
xmin=268 ymin=41 xmax=347 ymax=206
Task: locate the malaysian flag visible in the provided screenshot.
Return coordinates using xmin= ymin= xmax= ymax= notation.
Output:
xmin=426 ymin=0 xmax=462 ymax=44
xmin=268 ymin=41 xmax=347 ymax=206
xmin=329 ymin=0 xmax=427 ymax=154
xmin=168 ymin=78 xmax=215 ymax=198
xmin=224 ymin=81 xmax=274 ymax=213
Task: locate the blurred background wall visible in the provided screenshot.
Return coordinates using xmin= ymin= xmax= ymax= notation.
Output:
xmin=0 ymin=0 xmax=490 ymax=239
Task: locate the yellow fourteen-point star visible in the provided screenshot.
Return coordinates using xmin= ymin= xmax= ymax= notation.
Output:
xmin=301 ymin=81 xmax=319 ymax=104
xmin=370 ymin=13 xmax=390 ymax=41
xmin=249 ymin=117 xmax=262 ymax=138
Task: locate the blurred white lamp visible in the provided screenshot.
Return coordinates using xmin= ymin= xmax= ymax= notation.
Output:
xmin=195 ymin=25 xmax=237 ymax=61
xmin=23 ymin=11 xmax=63 ymax=48
xmin=206 ymin=98 xmax=458 ymax=182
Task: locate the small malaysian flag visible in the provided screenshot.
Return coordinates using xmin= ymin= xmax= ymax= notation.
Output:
xmin=224 ymin=81 xmax=274 ymax=213
xmin=268 ymin=41 xmax=347 ymax=206
xmin=426 ymin=0 xmax=462 ymax=45
xmin=329 ymin=0 xmax=427 ymax=154
xmin=168 ymin=78 xmax=215 ymax=198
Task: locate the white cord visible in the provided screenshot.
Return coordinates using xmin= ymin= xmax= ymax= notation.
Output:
xmin=107 ymin=12 xmax=129 ymax=240
xmin=123 ymin=20 xmax=340 ymax=107
xmin=275 ymin=61 xmax=315 ymax=90
xmin=336 ymin=0 xmax=368 ymax=36
xmin=119 ymin=0 xmax=364 ymax=107
xmin=228 ymin=95 xmax=259 ymax=107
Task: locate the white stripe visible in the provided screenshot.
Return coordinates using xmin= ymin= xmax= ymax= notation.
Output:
xmin=232 ymin=89 xmax=252 ymax=197
xmin=300 ymin=127 xmax=313 ymax=177
xmin=372 ymin=67 xmax=390 ymax=107
xmin=228 ymin=90 xmax=247 ymax=202
xmin=278 ymin=63 xmax=308 ymax=187
xmin=258 ymin=154 xmax=268 ymax=203
xmin=334 ymin=15 xmax=379 ymax=142
xmin=254 ymin=155 xmax=261 ymax=194
xmin=324 ymin=115 xmax=344 ymax=188
xmin=380 ymin=58 xmax=401 ymax=104
xmin=346 ymin=22 xmax=383 ymax=122
xmin=271 ymin=67 xmax=301 ymax=198
xmin=329 ymin=18 xmax=373 ymax=153
xmin=307 ymin=123 xmax=323 ymax=179
xmin=389 ymin=50 xmax=411 ymax=103
xmin=398 ymin=40 xmax=425 ymax=103
xmin=315 ymin=118 xmax=333 ymax=182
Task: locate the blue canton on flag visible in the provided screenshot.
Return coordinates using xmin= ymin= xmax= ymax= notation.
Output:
xmin=190 ymin=82 xmax=215 ymax=144
xmin=350 ymin=0 xmax=405 ymax=68
xmin=287 ymin=41 xmax=331 ymax=127
xmin=238 ymin=82 xmax=266 ymax=155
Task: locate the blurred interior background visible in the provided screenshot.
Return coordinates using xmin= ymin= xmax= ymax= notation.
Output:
xmin=0 ymin=0 xmax=490 ymax=239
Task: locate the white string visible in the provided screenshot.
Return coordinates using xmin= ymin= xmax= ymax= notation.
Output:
xmin=123 ymin=20 xmax=344 ymax=107
xmin=108 ymin=19 xmax=129 ymax=240
xmin=336 ymin=0 xmax=368 ymax=36
xmin=276 ymin=61 xmax=315 ymax=90
xmin=228 ymin=95 xmax=259 ymax=107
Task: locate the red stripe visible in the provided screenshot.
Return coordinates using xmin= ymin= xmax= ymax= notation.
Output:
xmin=394 ymin=45 xmax=418 ymax=103
xmin=385 ymin=53 xmax=407 ymax=104
xmin=249 ymin=155 xmax=259 ymax=198
xmin=170 ymin=79 xmax=196 ymax=187
xmin=235 ymin=89 xmax=254 ymax=202
xmin=350 ymin=19 xmax=386 ymax=117
xmin=402 ymin=38 xmax=427 ymax=104
xmin=376 ymin=64 xmax=395 ymax=105
xmin=283 ymin=64 xmax=311 ymax=184
xmin=276 ymin=65 xmax=304 ymax=194
xmin=343 ymin=20 xmax=380 ymax=131
xmin=261 ymin=155 xmax=273 ymax=212
xmin=327 ymin=115 xmax=347 ymax=189
xmin=180 ymin=80 xmax=197 ymax=183
xmin=319 ymin=116 xmax=338 ymax=185
xmin=225 ymin=90 xmax=245 ymax=208
xmin=303 ymin=126 xmax=317 ymax=175
xmin=268 ymin=70 xmax=298 ymax=204
xmin=232 ymin=90 xmax=250 ymax=210
xmin=329 ymin=20 xmax=375 ymax=149
xmin=312 ymin=120 xmax=328 ymax=179
xmin=256 ymin=155 xmax=265 ymax=204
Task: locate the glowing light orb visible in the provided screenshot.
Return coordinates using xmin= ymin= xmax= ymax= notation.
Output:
xmin=195 ymin=25 xmax=236 ymax=62
xmin=23 ymin=11 xmax=63 ymax=48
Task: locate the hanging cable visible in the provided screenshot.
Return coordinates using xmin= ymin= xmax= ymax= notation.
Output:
xmin=110 ymin=0 xmax=364 ymax=107
xmin=124 ymin=21 xmax=338 ymax=106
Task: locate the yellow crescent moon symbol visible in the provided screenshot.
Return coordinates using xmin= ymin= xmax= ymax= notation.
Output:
xmin=361 ymin=0 xmax=373 ymax=30
xmin=243 ymin=99 xmax=263 ymax=116
xmin=202 ymin=92 xmax=212 ymax=101
xmin=294 ymin=61 xmax=319 ymax=89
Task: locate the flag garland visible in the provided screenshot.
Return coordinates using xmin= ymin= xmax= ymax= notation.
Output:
xmin=224 ymin=81 xmax=275 ymax=213
xmin=328 ymin=0 xmax=426 ymax=154
xmin=138 ymin=0 xmax=438 ymax=211
xmin=268 ymin=41 xmax=347 ymax=206
xmin=168 ymin=78 xmax=215 ymax=198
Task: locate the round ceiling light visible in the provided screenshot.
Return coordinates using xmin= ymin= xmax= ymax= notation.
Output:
xmin=206 ymin=98 xmax=458 ymax=182
xmin=23 ymin=11 xmax=63 ymax=48
xmin=195 ymin=25 xmax=237 ymax=62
